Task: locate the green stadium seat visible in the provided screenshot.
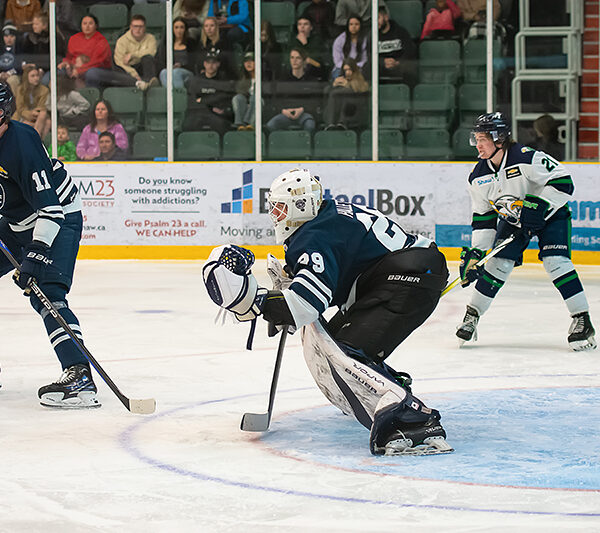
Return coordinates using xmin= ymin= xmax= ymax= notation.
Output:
xmin=313 ymin=130 xmax=358 ymax=160
xmin=359 ymin=130 xmax=405 ymax=160
xmin=463 ymin=38 xmax=501 ymax=83
xmin=102 ymin=87 xmax=144 ymax=134
xmin=222 ymin=131 xmax=266 ymax=160
xmin=379 ymin=84 xmax=411 ymax=130
xmin=412 ymin=83 xmax=456 ymax=129
xmin=77 ymin=87 xmax=101 ymax=107
xmin=418 ymin=40 xmax=461 ymax=84
xmin=452 ymin=127 xmax=476 ymax=160
xmin=386 ymin=1 xmax=423 ymax=39
xmin=144 ymin=87 xmax=187 ymax=131
xmin=176 ymin=131 xmax=220 ymax=160
xmin=458 ymin=83 xmax=486 ymax=127
xmin=267 ymin=130 xmax=312 ymax=160
xmin=405 ymin=128 xmax=452 ymax=160
xmin=296 ymin=0 xmax=311 ymax=17
xmin=132 ymin=131 xmax=167 ymax=160
xmin=262 ymin=2 xmax=296 ymax=44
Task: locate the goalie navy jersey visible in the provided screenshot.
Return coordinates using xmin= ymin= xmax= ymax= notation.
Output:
xmin=0 ymin=121 xmax=81 ymax=246
xmin=283 ymin=200 xmax=432 ymax=324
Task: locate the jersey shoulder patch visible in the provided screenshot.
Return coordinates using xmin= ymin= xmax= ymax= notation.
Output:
xmin=506 ymin=143 xmax=535 ymax=166
xmin=468 ymin=160 xmax=490 ymax=184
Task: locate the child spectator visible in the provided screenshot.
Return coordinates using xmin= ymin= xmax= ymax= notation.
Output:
xmin=76 ymin=99 xmax=129 ymax=160
xmin=157 ymin=17 xmax=197 ymax=89
xmin=5 ymin=0 xmax=42 ymax=32
xmin=93 ymin=131 xmax=127 ymax=161
xmin=56 ymin=76 xmax=90 ymax=130
xmin=421 ymin=0 xmax=461 ymax=40
xmin=531 ymin=114 xmax=564 ymax=161
xmin=14 ymin=64 xmax=50 ymax=138
xmin=48 ymin=124 xmax=77 ymax=162
xmin=332 ymin=15 xmax=368 ymax=79
xmin=57 ymin=14 xmax=111 ymax=87
xmin=22 ymin=12 xmax=66 ymax=84
xmin=232 ymin=50 xmax=255 ymax=130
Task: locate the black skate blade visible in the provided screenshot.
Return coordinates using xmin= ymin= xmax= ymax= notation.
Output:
xmin=240 ymin=412 xmax=270 ymax=432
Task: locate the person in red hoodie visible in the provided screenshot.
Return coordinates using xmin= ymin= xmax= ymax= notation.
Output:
xmin=57 ymin=14 xmax=111 ymax=87
xmin=420 ymin=0 xmax=461 ymax=40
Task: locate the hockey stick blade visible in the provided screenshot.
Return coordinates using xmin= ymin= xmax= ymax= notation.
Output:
xmin=240 ymin=412 xmax=270 ymax=432
xmin=240 ymin=326 xmax=289 ymax=432
xmin=0 ymin=239 xmax=157 ymax=415
xmin=441 ymin=233 xmax=517 ymax=297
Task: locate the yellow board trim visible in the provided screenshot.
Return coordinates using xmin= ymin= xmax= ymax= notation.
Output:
xmin=78 ymin=245 xmax=600 ymax=264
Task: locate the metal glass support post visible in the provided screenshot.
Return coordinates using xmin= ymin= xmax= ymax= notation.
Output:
xmin=49 ymin=0 xmax=58 ymax=157
xmin=166 ymin=1 xmax=174 ymax=161
xmin=255 ymin=0 xmax=262 ymax=161
xmin=371 ymin=0 xmax=379 ymax=161
xmin=486 ymin=0 xmax=494 ymax=112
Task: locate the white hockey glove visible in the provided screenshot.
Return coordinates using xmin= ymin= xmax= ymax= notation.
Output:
xmin=203 ymin=244 xmax=268 ymax=322
xmin=266 ymin=253 xmax=292 ymax=290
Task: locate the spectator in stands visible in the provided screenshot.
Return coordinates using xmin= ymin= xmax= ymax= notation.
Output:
xmin=157 ymin=17 xmax=197 ymax=89
xmin=207 ymin=0 xmax=252 ymax=47
xmin=43 ymin=0 xmax=80 ymax=41
xmin=56 ymin=75 xmax=90 ymax=130
xmin=93 ymin=131 xmax=128 ymax=161
xmin=48 ymin=123 xmax=77 ymax=162
xmin=335 ymin=0 xmax=385 ymax=28
xmin=456 ymin=0 xmax=501 ymax=23
xmin=0 ymin=21 xmax=25 ymax=92
xmin=22 ymin=13 xmax=65 ymax=85
xmin=378 ymin=6 xmax=417 ymax=86
xmin=13 ymin=64 xmax=50 ymax=137
xmin=76 ymin=99 xmax=129 ymax=160
xmin=301 ymin=0 xmax=335 ymax=41
xmin=112 ymin=14 xmax=159 ymax=90
xmin=332 ymin=15 xmax=368 ymax=79
xmin=324 ymin=57 xmax=369 ymax=130
xmin=57 ymin=14 xmax=111 ymax=88
xmin=196 ymin=16 xmax=234 ymax=79
xmin=5 ymin=0 xmax=41 ymax=32
xmin=287 ymin=15 xmax=325 ymax=80
xmin=421 ymin=0 xmax=461 ymax=40
xmin=232 ymin=50 xmax=255 ymax=130
xmin=261 ymin=20 xmax=281 ymax=81
xmin=173 ymin=0 xmax=209 ymax=39
xmin=531 ymin=114 xmax=564 ymax=161
xmin=183 ymin=50 xmax=235 ymax=135
xmin=265 ymin=48 xmax=317 ymax=134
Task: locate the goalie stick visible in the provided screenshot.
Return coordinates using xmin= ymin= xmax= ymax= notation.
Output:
xmin=441 ymin=233 xmax=517 ymax=297
xmin=0 ymin=239 xmax=156 ymax=415
xmin=240 ymin=325 xmax=289 ymax=431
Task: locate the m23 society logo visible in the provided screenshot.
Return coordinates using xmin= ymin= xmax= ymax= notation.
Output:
xmin=75 ymin=176 xmax=115 ymax=208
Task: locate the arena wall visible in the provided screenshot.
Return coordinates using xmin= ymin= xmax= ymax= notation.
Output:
xmin=71 ymin=161 xmax=600 ymax=264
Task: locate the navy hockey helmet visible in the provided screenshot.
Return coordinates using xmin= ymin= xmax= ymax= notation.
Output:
xmin=470 ymin=112 xmax=512 ymax=146
xmin=0 ymin=82 xmax=15 ymax=125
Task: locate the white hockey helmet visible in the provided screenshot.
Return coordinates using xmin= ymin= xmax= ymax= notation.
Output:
xmin=267 ymin=168 xmax=323 ymax=243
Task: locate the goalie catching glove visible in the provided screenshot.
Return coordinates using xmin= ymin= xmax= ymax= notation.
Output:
xmin=459 ymin=246 xmax=485 ymax=287
xmin=202 ymin=244 xmax=268 ymax=322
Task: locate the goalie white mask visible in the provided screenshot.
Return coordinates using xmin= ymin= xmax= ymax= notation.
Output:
xmin=268 ymin=168 xmax=323 ymax=243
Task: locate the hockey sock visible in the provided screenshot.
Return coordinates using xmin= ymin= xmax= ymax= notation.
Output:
xmin=470 ymin=257 xmax=514 ymax=315
xmin=543 ymin=256 xmax=589 ymax=315
xmin=41 ymin=303 xmax=87 ymax=369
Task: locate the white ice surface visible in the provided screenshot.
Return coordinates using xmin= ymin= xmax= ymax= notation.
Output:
xmin=1 ymin=259 xmax=599 ymax=532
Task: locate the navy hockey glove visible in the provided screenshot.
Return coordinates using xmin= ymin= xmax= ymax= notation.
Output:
xmin=14 ymin=241 xmax=53 ymax=291
xmin=520 ymin=194 xmax=550 ymax=237
xmin=459 ymin=246 xmax=485 ymax=287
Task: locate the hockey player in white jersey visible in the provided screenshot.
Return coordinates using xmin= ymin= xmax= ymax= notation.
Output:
xmin=204 ymin=168 xmax=453 ymax=456
xmin=457 ymin=112 xmax=596 ymax=351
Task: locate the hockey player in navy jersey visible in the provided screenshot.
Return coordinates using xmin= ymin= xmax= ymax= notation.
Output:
xmin=0 ymin=82 xmax=100 ymax=408
xmin=456 ymin=112 xmax=596 ymax=351
xmin=204 ymin=168 xmax=453 ymax=456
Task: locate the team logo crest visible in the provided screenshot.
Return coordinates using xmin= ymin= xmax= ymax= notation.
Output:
xmin=0 ymin=183 xmax=4 ymax=209
xmin=490 ymin=195 xmax=523 ymax=226
xmin=0 ymin=165 xmax=8 ymax=178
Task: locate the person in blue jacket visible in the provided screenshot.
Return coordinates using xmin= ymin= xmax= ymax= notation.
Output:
xmin=207 ymin=0 xmax=252 ymax=45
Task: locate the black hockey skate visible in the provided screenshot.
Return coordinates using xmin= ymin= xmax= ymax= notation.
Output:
xmin=38 ymin=364 xmax=101 ymax=409
xmin=456 ymin=305 xmax=479 ymax=346
xmin=370 ymin=405 xmax=453 ymax=456
xmin=568 ymin=312 xmax=597 ymax=351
